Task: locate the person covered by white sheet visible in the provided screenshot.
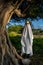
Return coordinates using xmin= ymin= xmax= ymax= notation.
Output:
xmin=21 ymin=21 xmax=33 ymax=58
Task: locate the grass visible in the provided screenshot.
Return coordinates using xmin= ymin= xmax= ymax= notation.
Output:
xmin=9 ymin=33 xmax=43 ymax=65
xmin=9 ymin=34 xmax=43 ymax=55
xmin=33 ymin=38 xmax=43 ymax=55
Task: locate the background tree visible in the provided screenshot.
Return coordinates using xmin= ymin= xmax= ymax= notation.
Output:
xmin=0 ymin=0 xmax=43 ymax=65
xmin=8 ymin=25 xmax=23 ymax=34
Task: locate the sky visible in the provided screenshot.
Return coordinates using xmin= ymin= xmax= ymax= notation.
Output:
xmin=7 ymin=18 xmax=43 ymax=30
xmin=32 ymin=19 xmax=43 ymax=29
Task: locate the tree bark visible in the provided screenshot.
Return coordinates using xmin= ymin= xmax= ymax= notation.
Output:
xmin=0 ymin=3 xmax=23 ymax=65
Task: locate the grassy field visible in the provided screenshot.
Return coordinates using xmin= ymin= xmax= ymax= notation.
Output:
xmin=8 ymin=25 xmax=43 ymax=65
xmin=9 ymin=32 xmax=43 ymax=54
xmin=9 ymin=32 xmax=43 ymax=65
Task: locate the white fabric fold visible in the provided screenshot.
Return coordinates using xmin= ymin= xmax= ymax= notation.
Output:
xmin=21 ymin=24 xmax=33 ymax=56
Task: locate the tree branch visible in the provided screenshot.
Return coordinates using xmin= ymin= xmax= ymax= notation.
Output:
xmin=14 ymin=9 xmax=26 ymax=17
xmin=14 ymin=0 xmax=31 ymax=17
xmin=23 ymin=5 xmax=30 ymax=13
xmin=11 ymin=0 xmax=18 ymax=9
xmin=16 ymin=0 xmax=24 ymax=9
xmin=8 ymin=0 xmax=18 ymax=9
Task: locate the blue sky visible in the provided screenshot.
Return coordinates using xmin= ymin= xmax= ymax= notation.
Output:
xmin=7 ymin=18 xmax=43 ymax=30
xmin=32 ymin=19 xmax=43 ymax=29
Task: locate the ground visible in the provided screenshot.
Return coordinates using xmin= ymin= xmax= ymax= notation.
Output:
xmin=8 ymin=31 xmax=43 ymax=65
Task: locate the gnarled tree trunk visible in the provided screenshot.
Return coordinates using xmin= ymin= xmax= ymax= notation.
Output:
xmin=0 ymin=3 xmax=23 ymax=65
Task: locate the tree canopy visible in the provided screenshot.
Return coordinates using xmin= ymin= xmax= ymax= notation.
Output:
xmin=0 ymin=0 xmax=43 ymax=20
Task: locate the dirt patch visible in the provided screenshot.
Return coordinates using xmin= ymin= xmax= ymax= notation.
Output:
xmin=34 ymin=35 xmax=43 ymax=38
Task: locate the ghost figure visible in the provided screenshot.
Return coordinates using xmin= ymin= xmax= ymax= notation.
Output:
xmin=21 ymin=21 xmax=33 ymax=57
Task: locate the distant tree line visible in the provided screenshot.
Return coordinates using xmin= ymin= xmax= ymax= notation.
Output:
xmin=8 ymin=25 xmax=43 ymax=35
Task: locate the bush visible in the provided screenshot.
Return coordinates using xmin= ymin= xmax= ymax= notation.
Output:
xmin=8 ymin=25 xmax=23 ymax=34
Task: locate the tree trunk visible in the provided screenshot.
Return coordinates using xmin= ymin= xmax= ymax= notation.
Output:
xmin=0 ymin=3 xmax=23 ymax=65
